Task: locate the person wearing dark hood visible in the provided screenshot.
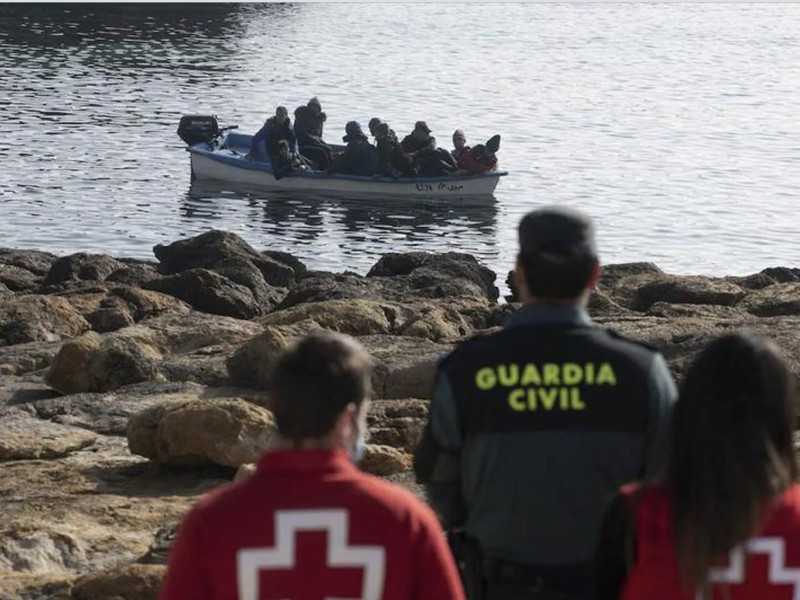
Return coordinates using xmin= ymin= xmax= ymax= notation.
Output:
xmin=249 ymin=106 xmax=297 ymax=164
xmin=327 ymin=121 xmax=380 ymax=176
xmin=400 ymin=121 xmax=435 ymax=154
xmin=368 ymin=117 xmax=383 ymax=140
xmin=413 ymin=136 xmax=458 ymax=177
xmin=373 ymin=122 xmax=407 ymax=178
xmin=451 ymin=129 xmax=471 ymax=162
xmin=271 ymin=139 xmax=312 ymax=180
xmin=457 ymin=134 xmax=501 ymax=175
xmin=294 ymin=97 xmax=331 ymax=170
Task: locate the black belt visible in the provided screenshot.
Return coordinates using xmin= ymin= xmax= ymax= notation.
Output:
xmin=482 ymin=558 xmax=592 ymax=594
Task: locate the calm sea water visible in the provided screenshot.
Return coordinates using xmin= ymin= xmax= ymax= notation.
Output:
xmin=1 ymin=3 xmax=798 ymax=282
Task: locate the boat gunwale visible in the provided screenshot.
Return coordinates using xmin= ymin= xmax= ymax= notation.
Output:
xmin=186 ymin=144 xmax=508 ymax=185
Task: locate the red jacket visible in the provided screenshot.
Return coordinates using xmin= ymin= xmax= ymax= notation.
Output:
xmin=160 ymin=449 xmax=465 ymax=600
xmin=457 ymin=146 xmax=497 ymax=174
xmin=621 ymin=483 xmax=800 ymax=600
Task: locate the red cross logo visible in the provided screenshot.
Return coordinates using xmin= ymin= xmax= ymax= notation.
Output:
xmin=237 ymin=509 xmax=386 ymax=600
xmin=700 ymin=537 xmax=800 ymax=599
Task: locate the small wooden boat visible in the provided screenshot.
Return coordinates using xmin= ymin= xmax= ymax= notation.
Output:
xmin=178 ymin=116 xmax=507 ymax=197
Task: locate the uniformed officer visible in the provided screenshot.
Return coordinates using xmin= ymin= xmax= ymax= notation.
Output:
xmin=413 ymin=206 xmax=678 ymax=600
xmin=162 ymin=331 xmax=465 ymax=600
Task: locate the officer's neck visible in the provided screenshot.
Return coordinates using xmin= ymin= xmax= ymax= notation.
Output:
xmin=272 ymin=431 xmax=348 ymax=453
xmin=523 ymin=290 xmax=590 ymax=307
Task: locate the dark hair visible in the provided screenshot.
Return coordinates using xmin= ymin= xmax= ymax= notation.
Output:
xmin=517 ymin=251 xmax=597 ymax=300
xmin=666 ymin=332 xmax=799 ymax=591
xmin=268 ymin=332 xmax=373 ymax=445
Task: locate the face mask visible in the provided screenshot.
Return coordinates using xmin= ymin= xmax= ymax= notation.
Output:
xmin=351 ymin=415 xmax=367 ymax=463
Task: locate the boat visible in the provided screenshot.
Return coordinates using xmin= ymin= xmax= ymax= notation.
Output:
xmin=177 ymin=115 xmax=507 ymax=197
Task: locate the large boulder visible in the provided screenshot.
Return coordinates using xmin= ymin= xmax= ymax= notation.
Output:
xmin=106 ymin=260 xmax=161 ymax=287
xmin=358 ymin=444 xmax=412 ymax=476
xmin=394 ymin=303 xmax=472 ymax=341
xmin=599 ymin=262 xmax=664 ymax=291
xmin=609 ymin=274 xmax=746 ymax=312
xmin=740 ymin=283 xmax=800 ymax=317
xmin=45 ymin=332 xmax=103 ymax=394
xmin=226 ymin=327 xmax=288 ymax=388
xmin=0 ymin=263 xmax=40 ymax=292
xmin=42 ymin=253 xmax=124 ymax=287
xmin=0 ymin=295 xmax=90 ymax=346
xmin=260 ymin=300 xmax=393 ymax=336
xmin=262 ymin=250 xmax=308 ymax=280
xmin=0 ymin=416 xmax=97 ymax=459
xmin=276 ymin=273 xmax=388 ymax=309
xmin=144 ymin=269 xmax=261 ymax=319
xmin=0 ymin=247 xmax=58 ymax=276
xmin=368 ymin=252 xmax=499 ymax=302
xmin=128 ymin=398 xmax=276 ymax=467
xmin=71 ymin=564 xmax=165 ymax=600
xmin=59 ymin=286 xmax=190 ymax=334
xmin=153 ymin=230 xmax=296 ymax=287
xmin=760 ymin=267 xmax=800 ymax=284
xmin=367 ymin=399 xmax=428 ymax=453
xmin=46 ymin=333 xmax=163 ymax=394
xmin=361 ymin=335 xmax=452 ymax=399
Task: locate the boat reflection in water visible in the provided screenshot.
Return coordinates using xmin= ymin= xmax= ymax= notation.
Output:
xmin=182 ymin=181 xmax=500 ymax=275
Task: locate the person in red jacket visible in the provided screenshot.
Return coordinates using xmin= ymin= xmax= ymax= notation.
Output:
xmin=595 ymin=331 xmax=800 ymax=600
xmin=160 ymin=331 xmax=465 ymax=600
xmin=457 ymin=134 xmax=500 ymax=175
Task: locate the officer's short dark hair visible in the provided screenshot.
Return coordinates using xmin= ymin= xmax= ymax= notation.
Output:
xmin=517 ymin=206 xmax=599 ymax=300
xmin=269 ymin=331 xmax=373 ymax=444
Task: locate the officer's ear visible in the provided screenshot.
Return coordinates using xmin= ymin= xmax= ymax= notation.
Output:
xmin=587 ymin=260 xmax=601 ymax=291
xmin=512 ymin=256 xmax=531 ymax=303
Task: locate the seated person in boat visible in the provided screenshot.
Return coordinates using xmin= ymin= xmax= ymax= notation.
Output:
xmin=457 ymin=134 xmax=501 ymax=174
xmin=413 ymin=136 xmax=458 ymax=177
xmin=249 ymin=106 xmax=297 ymax=164
xmin=451 ymin=129 xmax=471 ymax=162
xmin=400 ymin=121 xmax=434 ymax=154
xmin=272 ymin=139 xmax=312 ymax=180
xmin=294 ymin=97 xmax=332 ymax=170
xmin=368 ymin=117 xmax=383 ymax=139
xmin=327 ymin=121 xmax=380 ymax=177
xmin=374 ymin=122 xmax=408 ymax=178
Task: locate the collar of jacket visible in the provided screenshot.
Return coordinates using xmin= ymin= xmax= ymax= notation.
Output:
xmin=505 ymin=303 xmax=592 ymax=329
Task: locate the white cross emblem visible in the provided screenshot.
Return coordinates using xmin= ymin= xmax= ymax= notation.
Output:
xmin=237 ymin=509 xmax=386 ymax=600
xmin=697 ymin=537 xmax=800 ymax=599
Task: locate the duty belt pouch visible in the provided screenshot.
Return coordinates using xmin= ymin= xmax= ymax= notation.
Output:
xmin=447 ymin=529 xmax=486 ymax=600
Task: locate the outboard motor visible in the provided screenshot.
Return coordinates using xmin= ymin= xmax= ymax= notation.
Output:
xmin=177 ymin=115 xmax=220 ymax=146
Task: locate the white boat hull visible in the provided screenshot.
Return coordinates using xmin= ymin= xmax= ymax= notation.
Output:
xmin=188 ymin=145 xmax=506 ymax=197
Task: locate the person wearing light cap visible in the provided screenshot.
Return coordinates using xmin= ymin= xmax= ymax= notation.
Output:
xmin=414 ymin=206 xmax=678 ymax=600
xmin=451 ymin=129 xmax=471 ymax=162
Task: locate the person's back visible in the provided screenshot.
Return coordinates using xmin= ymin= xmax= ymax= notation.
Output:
xmin=415 ymin=137 xmax=457 ymax=177
xmin=329 ymin=121 xmax=379 ymax=176
xmin=294 ymin=97 xmax=331 ymax=169
xmin=414 ymin=206 xmax=677 ymax=600
xmin=458 ymin=134 xmax=500 ymax=174
xmin=164 ymin=450 xmax=461 ymax=600
xmin=596 ymin=332 xmax=800 ymax=600
xmin=375 ymin=122 xmax=404 ymax=178
xmin=400 ymin=121 xmax=434 ymax=154
xmin=615 ymin=483 xmax=800 ymax=600
xmin=161 ymin=332 xmax=464 ymax=600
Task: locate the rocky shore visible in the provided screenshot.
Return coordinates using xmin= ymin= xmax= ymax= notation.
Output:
xmin=1 ymin=230 xmax=798 ymax=599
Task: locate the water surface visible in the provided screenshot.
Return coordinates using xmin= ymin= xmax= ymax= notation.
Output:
xmin=1 ymin=3 xmax=798 ymax=278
